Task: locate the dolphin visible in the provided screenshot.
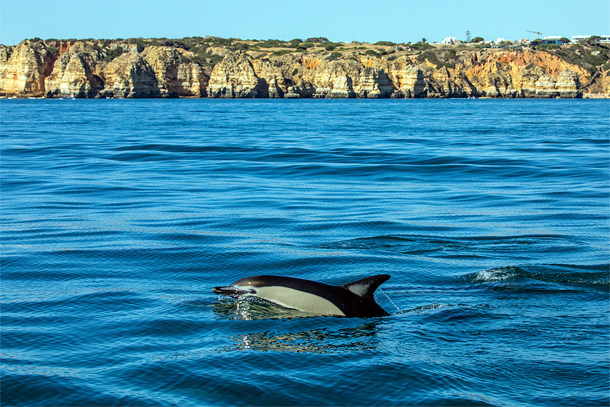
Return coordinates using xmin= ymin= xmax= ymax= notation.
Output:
xmin=213 ymin=274 xmax=391 ymax=317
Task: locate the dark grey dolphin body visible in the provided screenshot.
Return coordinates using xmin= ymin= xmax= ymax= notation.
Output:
xmin=213 ymin=274 xmax=391 ymax=317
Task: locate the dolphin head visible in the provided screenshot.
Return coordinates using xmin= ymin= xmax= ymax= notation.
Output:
xmin=212 ymin=276 xmax=267 ymax=297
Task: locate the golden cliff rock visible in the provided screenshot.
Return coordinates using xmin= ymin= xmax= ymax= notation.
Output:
xmin=1 ymin=38 xmax=607 ymax=98
xmin=44 ymin=42 xmax=103 ymax=97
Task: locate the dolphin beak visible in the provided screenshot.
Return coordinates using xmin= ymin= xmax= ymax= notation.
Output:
xmin=213 ymin=286 xmax=254 ymax=296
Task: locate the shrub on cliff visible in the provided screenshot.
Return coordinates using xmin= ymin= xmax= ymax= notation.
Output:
xmin=326 ymin=52 xmax=342 ymax=61
xmin=582 ymin=51 xmax=608 ymax=70
xmin=190 ymin=45 xmax=208 ymax=56
xmin=306 ymin=37 xmax=329 ymax=43
xmin=417 ymin=50 xmax=454 ymax=69
xmin=190 ymin=54 xmax=207 ymax=66
xmin=547 ymin=44 xmax=609 ymax=73
xmin=411 ymin=42 xmax=434 ymax=51
xmin=586 ymin=36 xmax=601 ymax=46
xmin=203 ymin=37 xmax=233 ymax=47
xmin=539 ymin=44 xmax=560 ymax=51
xmin=103 ymin=47 xmax=124 ymax=61
xmin=205 ymin=53 xmax=224 ymax=67
xmin=125 ymin=38 xmax=147 ymax=47
xmin=272 ymin=49 xmax=293 ymax=57
xmin=256 ymin=39 xmax=289 ymax=48
xmin=296 ymin=42 xmax=315 ymax=52
xmin=230 ymin=42 xmax=250 ymax=51
xmin=160 ymin=40 xmax=190 ymax=50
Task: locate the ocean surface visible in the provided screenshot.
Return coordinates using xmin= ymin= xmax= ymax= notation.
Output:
xmin=1 ymin=98 xmax=608 ymax=407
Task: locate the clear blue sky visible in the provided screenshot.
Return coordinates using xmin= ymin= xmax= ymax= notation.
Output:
xmin=1 ymin=0 xmax=608 ymax=46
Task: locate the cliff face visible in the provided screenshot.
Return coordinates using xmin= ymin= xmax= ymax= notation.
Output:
xmin=0 ymin=39 xmax=604 ymax=98
xmin=0 ymin=40 xmax=210 ymax=98
xmin=44 ymin=42 xmax=104 ymax=98
xmin=100 ymin=53 xmax=160 ymax=98
xmin=0 ymin=41 xmax=53 ymax=97
xmin=207 ymin=51 xmax=263 ymax=98
xmin=457 ymin=50 xmax=590 ymax=98
xmin=141 ymin=46 xmax=208 ymax=97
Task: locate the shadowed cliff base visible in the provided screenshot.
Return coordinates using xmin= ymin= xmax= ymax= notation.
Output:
xmin=1 ymin=37 xmax=608 ymax=98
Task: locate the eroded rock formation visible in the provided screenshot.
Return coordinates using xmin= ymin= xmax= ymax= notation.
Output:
xmin=44 ymin=43 xmax=103 ymax=98
xmin=207 ymin=51 xmax=263 ymax=98
xmin=0 ymin=39 xmax=604 ymax=99
xmin=0 ymin=41 xmax=53 ymax=97
xmin=100 ymin=53 xmax=160 ymax=98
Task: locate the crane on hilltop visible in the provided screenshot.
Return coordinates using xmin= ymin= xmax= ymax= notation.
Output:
xmin=527 ymin=30 xmax=543 ymax=39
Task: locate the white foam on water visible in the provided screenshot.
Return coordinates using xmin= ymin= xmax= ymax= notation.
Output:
xmin=469 ymin=266 xmax=524 ymax=283
xmin=376 ymin=288 xmax=401 ymax=314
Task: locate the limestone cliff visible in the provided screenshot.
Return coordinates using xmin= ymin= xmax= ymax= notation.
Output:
xmin=393 ymin=65 xmax=426 ymax=98
xmin=602 ymin=70 xmax=610 ymax=95
xmin=207 ymin=51 xmax=263 ymax=98
xmin=141 ymin=46 xmax=208 ymax=97
xmin=100 ymin=53 xmax=160 ymax=98
xmin=251 ymin=57 xmax=295 ymax=98
xmin=0 ymin=38 xmax=606 ymax=98
xmin=44 ymin=42 xmax=103 ymax=98
xmin=460 ymin=50 xmax=589 ymax=98
xmin=0 ymin=40 xmax=53 ymax=97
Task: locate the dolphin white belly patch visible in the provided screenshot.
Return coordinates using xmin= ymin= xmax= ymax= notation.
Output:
xmin=254 ymin=286 xmax=345 ymax=316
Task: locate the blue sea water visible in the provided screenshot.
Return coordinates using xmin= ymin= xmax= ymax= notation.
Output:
xmin=1 ymin=98 xmax=609 ymax=407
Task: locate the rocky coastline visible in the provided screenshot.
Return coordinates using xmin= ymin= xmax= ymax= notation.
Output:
xmin=1 ymin=37 xmax=608 ymax=99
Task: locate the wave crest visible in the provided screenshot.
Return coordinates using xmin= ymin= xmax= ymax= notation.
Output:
xmin=465 ymin=265 xmax=609 ymax=286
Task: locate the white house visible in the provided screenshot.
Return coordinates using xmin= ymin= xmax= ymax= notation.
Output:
xmin=571 ymin=35 xmax=591 ymax=43
xmin=571 ymin=34 xmax=610 ymax=44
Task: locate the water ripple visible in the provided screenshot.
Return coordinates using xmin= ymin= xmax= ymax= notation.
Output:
xmin=1 ymin=99 xmax=608 ymax=407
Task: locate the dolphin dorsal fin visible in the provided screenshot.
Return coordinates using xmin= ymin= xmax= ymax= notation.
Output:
xmin=341 ymin=274 xmax=391 ymax=299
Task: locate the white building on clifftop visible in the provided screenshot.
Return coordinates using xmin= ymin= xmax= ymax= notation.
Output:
xmin=572 ymin=35 xmax=610 ymax=44
xmin=571 ymin=35 xmax=591 ymax=43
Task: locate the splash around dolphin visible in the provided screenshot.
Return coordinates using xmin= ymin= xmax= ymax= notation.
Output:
xmin=213 ymin=274 xmax=391 ymax=317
